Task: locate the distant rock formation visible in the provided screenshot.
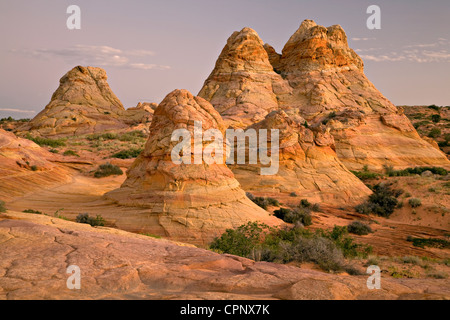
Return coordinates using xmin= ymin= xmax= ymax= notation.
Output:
xmin=0 ymin=129 xmax=70 ymax=201
xmin=105 ymin=89 xmax=281 ymax=245
xmin=199 ymin=20 xmax=450 ymax=170
xmin=16 ymin=66 xmax=155 ymax=137
xmin=230 ymin=110 xmax=371 ymax=204
xmin=124 ymin=102 xmax=156 ymax=125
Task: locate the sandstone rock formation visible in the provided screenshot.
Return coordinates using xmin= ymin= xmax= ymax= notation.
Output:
xmin=198 ymin=27 xmax=292 ymax=129
xmin=230 ymin=110 xmax=371 ymax=204
xmin=15 ymin=66 xmax=154 ymax=137
xmin=105 ymin=89 xmax=281 ymax=245
xmin=0 ymin=129 xmax=71 ymax=201
xmin=1 ymin=210 xmax=448 ymax=300
xmin=124 ymin=102 xmax=156 ymax=125
xmin=199 ymin=20 xmax=450 ymax=170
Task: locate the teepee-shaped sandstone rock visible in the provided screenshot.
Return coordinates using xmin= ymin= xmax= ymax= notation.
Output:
xmin=16 ymin=66 xmax=130 ymax=137
xmin=199 ymin=20 xmax=449 ymax=170
xmin=198 ymin=28 xmax=291 ymax=129
xmin=105 ymin=89 xmax=281 ymax=245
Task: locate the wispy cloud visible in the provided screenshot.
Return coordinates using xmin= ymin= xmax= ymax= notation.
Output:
xmin=11 ymin=45 xmax=170 ymax=70
xmin=357 ymin=38 xmax=450 ymax=63
xmin=351 ymin=37 xmax=376 ymax=41
xmin=0 ymin=108 xmax=36 ymax=114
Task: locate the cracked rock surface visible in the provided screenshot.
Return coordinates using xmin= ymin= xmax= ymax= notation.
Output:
xmin=1 ymin=211 xmax=449 ymax=300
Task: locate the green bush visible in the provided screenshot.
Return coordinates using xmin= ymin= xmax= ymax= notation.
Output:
xmin=210 ymin=222 xmax=371 ymax=272
xmin=408 ymin=198 xmax=422 ymax=208
xmin=118 ymin=130 xmax=146 ymax=142
xmin=385 ymin=166 xmax=447 ymax=177
xmin=0 ymin=201 xmax=6 ymax=213
xmin=249 ymin=196 xmax=280 ymax=209
xmin=355 ymin=183 xmax=403 ymax=217
xmin=30 ymin=165 xmax=38 ymax=171
xmin=431 ymin=114 xmax=441 ymax=123
xmin=273 ymin=207 xmax=312 ymax=226
xmin=94 ymin=163 xmax=123 ymax=178
xmin=407 ymin=237 xmax=450 ymax=249
xmin=86 ymin=132 xmax=118 ymax=141
xmin=111 ymin=148 xmax=142 ymax=159
xmin=63 ymin=150 xmax=79 ymax=157
xmin=347 ymin=221 xmax=373 ymax=235
xmin=25 ymin=134 xmax=66 ymax=148
xmin=428 ymin=105 xmax=440 ymax=111
xmin=23 ymin=209 xmax=43 ymax=214
xmin=428 ymin=128 xmax=442 ymax=138
xmin=209 ymin=222 xmax=270 ymax=257
xmin=76 ymin=213 xmax=105 ymax=227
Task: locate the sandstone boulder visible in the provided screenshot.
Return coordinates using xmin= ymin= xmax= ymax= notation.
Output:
xmin=105 ymin=89 xmax=281 ymax=245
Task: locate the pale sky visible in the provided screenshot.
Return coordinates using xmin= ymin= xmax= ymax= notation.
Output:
xmin=0 ymin=0 xmax=449 ymax=119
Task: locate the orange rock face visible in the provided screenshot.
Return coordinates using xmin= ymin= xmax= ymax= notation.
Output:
xmin=198 ymin=28 xmax=292 ymax=129
xmin=0 ymin=129 xmax=71 ymax=201
xmin=15 ymin=66 xmax=154 ymax=137
xmin=230 ymin=110 xmax=371 ymax=204
xmin=199 ymin=20 xmax=449 ymax=170
xmin=105 ymin=89 xmax=281 ymax=245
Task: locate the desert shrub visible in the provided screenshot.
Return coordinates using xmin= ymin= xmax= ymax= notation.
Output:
xmin=408 ymin=198 xmax=422 ymax=208
xmin=289 ymin=192 xmax=298 ymax=197
xmin=275 ymin=236 xmax=344 ymax=271
xmin=300 ymin=199 xmax=311 ymax=208
xmin=63 ymin=150 xmax=79 ymax=157
xmin=347 ymin=221 xmax=373 ymax=235
xmin=351 ymin=170 xmax=381 ymax=180
xmin=355 ymin=183 xmax=403 ymax=217
xmin=23 ymin=209 xmax=43 ymax=214
xmin=94 ymin=163 xmax=123 ymax=178
xmin=266 ymin=197 xmax=280 ymax=206
xmin=428 ymin=128 xmax=442 ymax=138
xmin=0 ymin=201 xmax=6 ymax=213
xmin=274 ymin=207 xmax=312 ymax=226
xmin=76 ymin=213 xmax=105 ymax=227
xmin=210 ymin=222 xmax=371 ymax=272
xmin=250 ymin=196 xmax=280 ymax=209
xmin=431 ymin=114 xmax=441 ymax=123
xmin=118 ymin=130 xmax=146 ymax=142
xmin=385 ymin=166 xmax=447 ymax=177
xmin=319 ymin=226 xmax=372 ymax=258
xmin=86 ymin=132 xmax=118 ymax=141
xmin=245 ymin=192 xmax=255 ymax=201
xmin=25 ymin=134 xmax=66 ymax=147
xmin=428 ymin=105 xmax=440 ymax=111
xmin=111 ymin=148 xmax=142 ymax=159
xmin=49 ymin=149 xmax=59 ymax=154
xmin=30 ymin=165 xmax=38 ymax=171
xmin=407 ymin=237 xmax=450 ymax=249
xmin=209 ymin=222 xmax=271 ymax=257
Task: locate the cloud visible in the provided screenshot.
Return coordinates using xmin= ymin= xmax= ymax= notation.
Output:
xmin=0 ymin=108 xmax=36 ymax=114
xmin=11 ymin=45 xmax=170 ymax=70
xmin=356 ymin=38 xmax=450 ymax=63
xmin=351 ymin=37 xmax=376 ymax=41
